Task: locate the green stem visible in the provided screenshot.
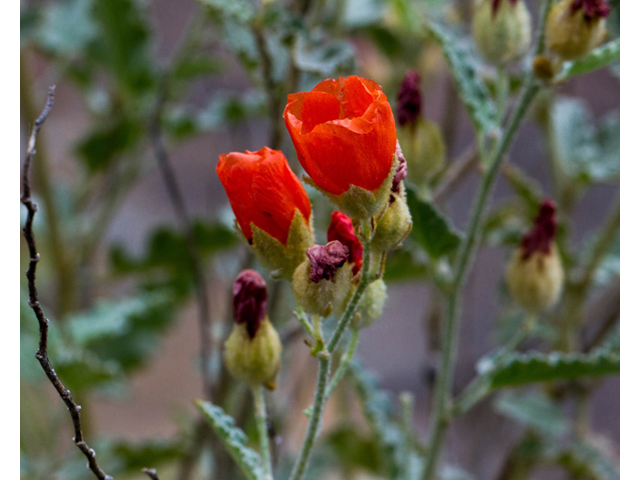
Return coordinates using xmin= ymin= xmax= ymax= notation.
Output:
xmin=296 ymin=304 xmax=315 ymax=338
xmin=421 ymin=0 xmax=553 ymax=473
xmin=252 ymin=386 xmax=273 ymax=480
xmin=325 ymin=329 xmax=360 ymax=399
xmin=287 ymin=354 xmax=331 ymax=480
xmin=289 ymin=220 xmax=373 ymax=480
xmin=326 ymin=220 xmax=372 ymax=354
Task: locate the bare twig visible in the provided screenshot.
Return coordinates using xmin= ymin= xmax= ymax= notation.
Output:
xmin=21 ymin=87 xmax=113 ymax=480
xmin=149 ymin=95 xmax=216 ymax=404
xmin=142 ymin=468 xmax=160 ymax=480
xmin=432 ymin=146 xmax=479 ymax=203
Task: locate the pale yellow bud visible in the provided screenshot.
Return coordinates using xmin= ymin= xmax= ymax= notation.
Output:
xmin=506 ymin=245 xmax=564 ymax=312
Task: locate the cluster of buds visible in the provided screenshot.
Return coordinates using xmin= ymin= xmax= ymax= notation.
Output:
xmin=472 ymin=0 xmax=532 ymax=65
xmin=506 ymin=200 xmax=564 ymax=313
xmin=217 ymin=76 xmax=410 ymax=385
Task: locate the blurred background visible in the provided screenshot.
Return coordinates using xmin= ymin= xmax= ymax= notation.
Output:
xmin=20 ymin=0 xmax=620 ymax=479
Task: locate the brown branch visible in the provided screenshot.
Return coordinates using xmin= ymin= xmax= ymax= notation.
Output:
xmin=21 ymin=87 xmax=113 ymax=480
xmin=432 ymin=146 xmax=479 ymax=204
xmin=142 ymin=468 xmax=160 ymax=480
xmin=149 ymin=93 xmax=216 ymax=405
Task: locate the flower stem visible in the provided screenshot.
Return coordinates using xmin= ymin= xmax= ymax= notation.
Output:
xmin=287 ymin=354 xmax=331 ymax=480
xmin=289 ymin=220 xmax=373 ymax=480
xmin=325 ymin=328 xmax=360 ymax=399
xmin=421 ymin=0 xmax=553 ymax=473
xmin=252 ymin=385 xmax=273 ymax=480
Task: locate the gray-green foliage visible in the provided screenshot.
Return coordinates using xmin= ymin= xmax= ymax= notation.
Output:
xmin=196 ymin=401 xmax=265 ymax=480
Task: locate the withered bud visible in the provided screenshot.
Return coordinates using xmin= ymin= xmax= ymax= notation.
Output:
xmin=570 ymin=0 xmax=610 ymax=21
xmin=233 ymin=270 xmax=268 ymax=338
xmin=392 ymin=141 xmax=408 ymax=195
xmin=307 ymin=241 xmax=350 ymax=283
xmin=397 ymin=70 xmax=422 ymax=128
xmin=532 ymin=55 xmax=555 ymax=80
xmin=521 ymin=200 xmax=557 ymax=259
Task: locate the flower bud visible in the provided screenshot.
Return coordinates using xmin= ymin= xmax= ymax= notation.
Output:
xmin=327 ymin=211 xmax=363 ymax=276
xmin=545 ymin=0 xmax=610 ymax=61
xmin=352 ymin=279 xmax=388 ymax=329
xmin=372 ymin=191 xmax=412 ymax=253
xmin=284 ymin=76 xmax=398 ymax=219
xmin=224 ymin=270 xmax=282 ymax=387
xmin=292 ymin=241 xmax=352 ymax=317
xmin=396 ymin=70 xmax=422 ymax=129
xmin=217 ymin=147 xmax=315 ymax=279
xmin=472 ymin=0 xmax=532 ymax=65
xmin=532 ymin=54 xmax=555 ymax=80
xmin=506 ymin=201 xmax=564 ymax=312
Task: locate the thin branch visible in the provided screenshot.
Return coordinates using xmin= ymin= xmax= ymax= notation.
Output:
xmin=21 ymin=86 xmax=113 ymax=480
xmin=432 ymin=146 xmax=479 ymax=204
xmin=149 ymin=89 xmax=216 ymax=404
xmin=142 ymin=468 xmax=160 ymax=480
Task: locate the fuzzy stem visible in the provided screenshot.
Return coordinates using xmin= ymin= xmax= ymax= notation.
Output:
xmin=325 ymin=328 xmax=360 ymax=399
xmin=289 ymin=220 xmax=373 ymax=480
xmin=421 ymin=1 xmax=553 ymax=473
xmin=287 ymin=354 xmax=331 ymax=480
xmin=252 ymin=386 xmax=273 ymax=480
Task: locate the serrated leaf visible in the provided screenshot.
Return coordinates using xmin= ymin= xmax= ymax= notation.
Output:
xmin=556 ymin=39 xmax=620 ymax=82
xmin=198 ymin=0 xmax=256 ymax=23
xmin=494 ymin=391 xmax=568 ymax=437
xmin=426 ymin=22 xmax=498 ymax=135
xmin=406 ymin=187 xmax=462 ymax=258
xmin=551 ymin=99 xmax=620 ymax=183
xmin=488 ymin=349 xmax=619 ymax=388
xmin=195 ymin=401 xmax=264 ymax=480
xmin=348 ymin=360 xmax=405 ymax=479
xmin=294 ymin=33 xmax=356 ymax=76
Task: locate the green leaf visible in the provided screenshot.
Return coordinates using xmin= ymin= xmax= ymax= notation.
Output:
xmin=90 ymin=0 xmax=156 ymax=93
xmin=324 ymin=426 xmax=383 ymax=472
xmin=556 ymin=39 xmax=620 ymax=82
xmin=110 ymin=439 xmax=184 ymax=472
xmin=348 ymin=360 xmax=404 ymax=479
xmin=551 ymin=99 xmax=620 ymax=183
xmin=426 ymin=22 xmax=498 ymax=135
xmin=34 ymin=0 xmax=97 ymax=56
xmin=406 ymin=187 xmax=462 ymax=258
xmin=76 ymin=117 xmax=142 ymax=172
xmin=494 ymin=391 xmax=568 ymax=437
xmin=195 ymin=400 xmax=264 ymax=480
xmin=556 ymin=440 xmax=620 ymax=480
xmin=343 ymin=0 xmax=386 ymax=28
xmin=485 ymin=349 xmax=620 ymax=388
xmin=54 ymin=350 xmax=122 ymax=392
xmin=68 ymin=293 xmax=177 ymax=372
xmin=383 ymin=249 xmax=429 ymax=282
xmin=294 ymin=33 xmax=356 ymax=77
xmin=198 ymin=0 xmax=256 ymax=23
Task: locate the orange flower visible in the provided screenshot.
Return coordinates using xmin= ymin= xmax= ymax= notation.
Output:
xmin=327 ymin=211 xmax=362 ymax=275
xmin=216 ymin=147 xmax=311 ymax=246
xmin=283 ymin=76 xmax=397 ymax=196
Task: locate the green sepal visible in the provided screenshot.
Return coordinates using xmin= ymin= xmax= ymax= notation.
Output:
xmin=249 ymin=209 xmax=315 ymax=280
xmin=303 ymin=155 xmax=399 ymax=220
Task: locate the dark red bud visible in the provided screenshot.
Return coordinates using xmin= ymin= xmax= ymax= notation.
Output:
xmin=327 ymin=212 xmax=363 ymax=275
xmin=570 ymin=0 xmax=610 ymax=21
xmin=233 ymin=270 xmax=268 ymax=339
xmin=521 ymin=200 xmax=558 ymax=259
xmin=307 ymin=241 xmax=350 ymax=283
xmin=392 ymin=141 xmax=408 ymax=195
xmin=397 ymin=70 xmax=422 ymax=128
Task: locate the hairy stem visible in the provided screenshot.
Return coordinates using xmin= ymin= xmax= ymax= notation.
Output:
xmin=421 ymin=2 xmax=552 ymax=475
xmin=252 ymin=386 xmax=273 ymax=480
xmin=325 ymin=328 xmax=360 ymax=399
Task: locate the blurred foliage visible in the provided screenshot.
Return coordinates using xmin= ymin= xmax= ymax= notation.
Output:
xmin=20 ymin=0 xmax=619 ymax=478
